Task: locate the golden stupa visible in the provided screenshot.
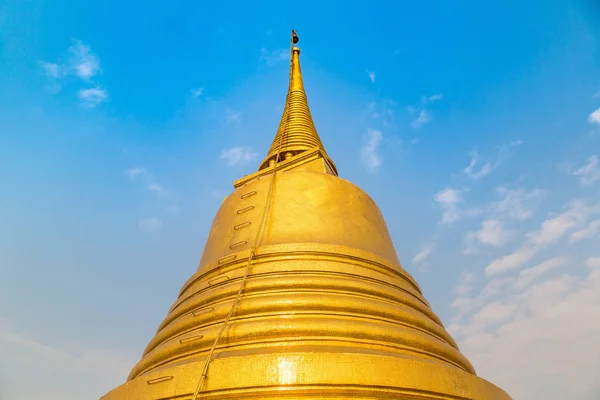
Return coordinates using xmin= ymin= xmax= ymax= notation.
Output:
xmin=102 ymin=31 xmax=512 ymax=400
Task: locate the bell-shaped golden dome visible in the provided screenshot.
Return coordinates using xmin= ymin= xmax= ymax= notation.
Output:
xmin=101 ymin=31 xmax=512 ymax=400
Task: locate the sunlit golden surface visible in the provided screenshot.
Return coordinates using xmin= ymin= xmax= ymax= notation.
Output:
xmin=101 ymin=31 xmax=512 ymax=400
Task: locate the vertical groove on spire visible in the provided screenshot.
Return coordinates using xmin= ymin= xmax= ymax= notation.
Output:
xmin=258 ymin=31 xmax=332 ymax=171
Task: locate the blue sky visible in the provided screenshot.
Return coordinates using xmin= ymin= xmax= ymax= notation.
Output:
xmin=1 ymin=1 xmax=600 ymax=399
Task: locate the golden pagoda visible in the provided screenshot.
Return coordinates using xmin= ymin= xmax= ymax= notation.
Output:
xmin=101 ymin=31 xmax=512 ymax=400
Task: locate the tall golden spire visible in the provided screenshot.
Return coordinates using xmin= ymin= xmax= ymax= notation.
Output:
xmin=259 ymin=30 xmax=335 ymax=172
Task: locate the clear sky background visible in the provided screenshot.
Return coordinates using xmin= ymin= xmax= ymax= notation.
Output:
xmin=1 ymin=1 xmax=600 ymax=399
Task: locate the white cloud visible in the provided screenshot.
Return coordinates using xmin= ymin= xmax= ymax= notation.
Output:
xmin=412 ymin=242 xmax=435 ymax=264
xmin=40 ymin=39 xmax=106 ymax=104
xmin=435 ymin=187 xmax=461 ymax=224
xmin=190 ymin=87 xmax=204 ymax=98
xmin=260 ymin=48 xmax=288 ymax=65
xmin=514 ymin=256 xmax=565 ymax=290
xmin=529 ymin=200 xmax=599 ymax=246
xmin=570 ymin=219 xmax=600 ymax=242
xmin=587 ymin=257 xmax=600 ymax=268
xmin=125 ymin=168 xmax=146 ymax=180
xmin=366 ymin=99 xmax=397 ymax=127
xmin=486 ymin=246 xmax=538 ymax=276
xmin=429 ymin=93 xmax=443 ymax=101
xmin=220 ymin=146 xmax=259 ymax=167
xmin=225 ymin=108 xmax=241 ymax=123
xmin=454 ymin=271 xmax=476 ymax=297
xmin=0 ymin=317 xmax=133 ymax=380
xmin=463 ymin=141 xmax=522 ymax=181
xmin=486 ymin=200 xmax=600 ymax=276
xmin=464 ymin=151 xmax=493 ymax=180
xmin=360 ymin=129 xmax=383 ymax=172
xmin=465 ymin=220 xmax=514 ymax=254
xmin=411 ymin=109 xmax=430 ymax=129
xmin=573 ymin=155 xmax=600 ymax=186
xmin=470 ymin=300 xmax=518 ymax=327
xmin=40 ymin=61 xmax=63 ymax=78
xmin=434 ymin=188 xmax=481 ymax=224
xmin=138 ymin=217 xmax=162 ymax=232
xmin=79 ymin=87 xmax=108 ymax=107
xmin=68 ymin=39 xmax=101 ymax=80
xmin=450 ymin=256 xmax=600 ymax=400
xmin=588 ymin=108 xmax=600 ymax=125
xmin=147 ymin=184 xmax=166 ymax=195
xmin=366 ymin=70 xmax=376 ymax=83
xmin=490 ymin=187 xmax=545 ymax=221
xmin=436 ymin=188 xmax=461 ymax=205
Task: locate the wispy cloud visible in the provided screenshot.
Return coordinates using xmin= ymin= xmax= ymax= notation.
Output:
xmin=125 ymin=168 xmax=146 ymax=180
xmin=41 ymin=39 xmax=107 ymax=103
xmin=147 ymin=184 xmax=166 ymax=196
xmin=68 ymin=39 xmax=101 ymax=80
xmin=138 ymin=217 xmax=162 ymax=232
xmin=125 ymin=168 xmax=177 ymax=225
xmin=570 ymin=219 xmax=600 ymax=242
xmin=260 ymin=48 xmax=288 ymax=65
xmin=514 ymin=256 xmax=566 ymax=290
xmin=454 ymin=271 xmax=476 ymax=297
xmin=465 ymin=219 xmax=514 ymax=254
xmin=190 ymin=87 xmax=204 ymax=98
xmin=464 ymin=151 xmax=493 ymax=180
xmin=486 ymin=200 xmax=600 ymax=276
xmin=464 ymin=186 xmax=545 ymax=254
xmin=463 ymin=141 xmax=523 ymax=181
xmin=0 ymin=317 xmax=133 ymax=380
xmin=360 ymin=129 xmax=383 ymax=172
xmin=449 ymin=255 xmax=600 ymax=399
xmin=588 ymin=108 xmax=600 ymax=125
xmin=366 ymin=99 xmax=397 ymax=128
xmin=366 ymin=70 xmax=376 ymax=83
xmin=412 ymin=242 xmax=435 ymax=264
xmin=220 ymin=146 xmax=259 ymax=167
xmin=572 ymin=155 xmax=600 ymax=186
xmin=489 ymin=187 xmax=546 ymax=221
xmin=79 ymin=87 xmax=108 ymax=108
xmin=408 ymin=94 xmax=443 ymax=129
xmin=587 ymin=257 xmax=600 ymax=268
xmin=225 ymin=108 xmax=241 ymax=123
xmin=40 ymin=61 xmax=63 ymax=78
xmin=434 ymin=188 xmax=481 ymax=224
xmin=411 ymin=109 xmax=430 ymax=129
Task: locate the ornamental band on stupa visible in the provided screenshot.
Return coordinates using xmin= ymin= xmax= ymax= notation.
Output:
xmin=101 ymin=31 xmax=512 ymax=400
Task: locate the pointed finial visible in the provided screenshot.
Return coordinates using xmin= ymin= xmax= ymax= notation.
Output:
xmin=258 ymin=30 xmax=336 ymax=173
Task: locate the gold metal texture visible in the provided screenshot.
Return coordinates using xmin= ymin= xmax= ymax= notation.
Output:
xmin=101 ymin=31 xmax=512 ymax=400
xmin=258 ymin=36 xmax=335 ymax=172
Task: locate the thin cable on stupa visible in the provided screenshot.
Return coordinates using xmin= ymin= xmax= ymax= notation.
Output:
xmin=189 ymin=30 xmax=298 ymax=400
